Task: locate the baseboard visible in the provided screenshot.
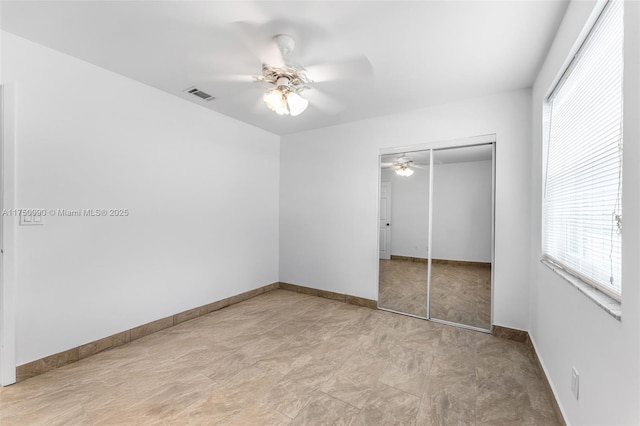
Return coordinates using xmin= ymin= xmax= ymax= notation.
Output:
xmin=278 ymin=282 xmax=377 ymax=309
xmin=390 ymin=255 xmax=429 ymax=263
xmin=431 ymin=258 xmax=491 ymax=267
xmin=15 ymin=282 xmax=279 ymax=382
xmin=493 ymin=325 xmax=566 ymax=426
xmin=389 ymin=255 xmax=490 ymax=267
xmin=15 ymin=281 xmax=376 ymax=383
xmin=527 ymin=336 xmax=567 ymax=426
xmin=492 ymin=324 xmax=528 ymax=342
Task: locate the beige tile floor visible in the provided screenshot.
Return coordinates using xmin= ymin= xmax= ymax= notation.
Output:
xmin=0 ymin=290 xmax=559 ymax=425
xmin=379 ymin=259 xmax=492 ymax=329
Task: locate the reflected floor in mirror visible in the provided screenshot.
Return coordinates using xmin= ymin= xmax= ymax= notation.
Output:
xmin=430 ymin=260 xmax=491 ymax=329
xmin=378 ymin=258 xmax=428 ymax=317
xmin=379 ymin=258 xmax=491 ymax=329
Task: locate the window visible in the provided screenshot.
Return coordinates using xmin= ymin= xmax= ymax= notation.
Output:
xmin=543 ymin=0 xmax=623 ymax=301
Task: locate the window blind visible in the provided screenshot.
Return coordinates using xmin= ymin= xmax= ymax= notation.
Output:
xmin=543 ymin=0 xmax=623 ymax=299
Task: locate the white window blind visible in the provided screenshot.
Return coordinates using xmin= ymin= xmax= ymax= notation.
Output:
xmin=543 ymin=0 xmax=623 ymax=300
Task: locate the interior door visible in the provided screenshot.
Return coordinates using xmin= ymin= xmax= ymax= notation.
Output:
xmin=379 ymin=181 xmax=391 ymax=260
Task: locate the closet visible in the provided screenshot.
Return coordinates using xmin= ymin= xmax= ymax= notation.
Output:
xmin=378 ymin=138 xmax=494 ymax=332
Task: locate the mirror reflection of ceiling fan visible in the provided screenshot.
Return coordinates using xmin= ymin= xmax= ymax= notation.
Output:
xmin=381 ymin=154 xmax=428 ymax=177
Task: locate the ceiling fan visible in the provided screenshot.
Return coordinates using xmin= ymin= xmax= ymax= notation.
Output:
xmin=259 ymin=34 xmax=313 ymax=116
xmin=219 ymin=26 xmax=373 ymax=116
xmin=381 ymin=154 xmax=427 ymax=177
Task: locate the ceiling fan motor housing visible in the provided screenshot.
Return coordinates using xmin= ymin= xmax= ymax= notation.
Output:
xmin=262 ymin=64 xmax=310 ymax=94
xmin=276 ymin=76 xmax=291 ymax=89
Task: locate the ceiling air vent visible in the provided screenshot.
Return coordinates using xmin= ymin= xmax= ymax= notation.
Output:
xmin=184 ymin=86 xmax=215 ymax=101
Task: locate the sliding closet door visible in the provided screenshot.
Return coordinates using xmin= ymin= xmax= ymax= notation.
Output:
xmin=428 ymin=144 xmax=494 ymax=330
xmin=378 ymin=150 xmax=430 ymax=318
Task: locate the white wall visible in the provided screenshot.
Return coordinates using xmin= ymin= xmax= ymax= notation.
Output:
xmin=432 ymin=160 xmax=492 ymax=263
xmin=381 ymin=166 xmax=429 ymax=259
xmin=280 ymin=88 xmax=531 ymax=329
xmin=382 ymin=160 xmax=492 ymax=263
xmin=529 ymin=1 xmax=640 ymax=425
xmin=2 ymin=33 xmax=280 ymax=366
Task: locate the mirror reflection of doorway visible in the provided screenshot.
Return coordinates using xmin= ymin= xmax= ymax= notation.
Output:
xmin=379 ymin=182 xmax=392 ymax=260
xmin=377 ymin=140 xmax=494 ymax=331
xmin=378 ymin=150 xmax=430 ymax=318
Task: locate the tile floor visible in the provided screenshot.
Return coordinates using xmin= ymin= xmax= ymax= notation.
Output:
xmin=0 ymin=290 xmax=559 ymax=425
xmin=379 ymin=259 xmax=492 ymax=329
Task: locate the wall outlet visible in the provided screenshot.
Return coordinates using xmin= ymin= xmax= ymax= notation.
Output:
xmin=571 ymin=367 xmax=579 ymax=400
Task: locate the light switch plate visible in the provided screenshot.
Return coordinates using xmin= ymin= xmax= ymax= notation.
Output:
xmin=19 ymin=214 xmax=44 ymax=226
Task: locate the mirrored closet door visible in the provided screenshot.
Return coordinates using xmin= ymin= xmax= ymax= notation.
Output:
xmin=429 ymin=144 xmax=493 ymax=330
xmin=378 ymin=150 xmax=431 ymax=318
xmin=378 ymin=141 xmax=494 ymax=331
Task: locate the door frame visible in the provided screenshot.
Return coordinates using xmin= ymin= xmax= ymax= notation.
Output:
xmin=1 ymin=84 xmax=17 ymax=386
xmin=376 ymin=133 xmax=496 ymax=332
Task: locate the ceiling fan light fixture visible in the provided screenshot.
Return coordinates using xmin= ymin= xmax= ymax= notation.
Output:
xmin=286 ymin=91 xmax=309 ymax=116
xmin=263 ymin=88 xmax=288 ymax=115
xmin=396 ymin=166 xmax=414 ymax=177
xmin=263 ymin=85 xmax=309 ymax=117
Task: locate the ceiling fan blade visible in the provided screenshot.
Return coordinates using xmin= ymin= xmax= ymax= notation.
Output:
xmin=262 ymin=39 xmax=287 ymax=68
xmin=251 ymin=96 xmax=268 ymax=114
xmin=381 ymin=162 xmax=394 ymax=168
xmin=231 ymin=21 xmax=286 ymax=68
xmin=303 ymin=88 xmax=344 ymax=114
xmin=305 ymin=55 xmax=373 ymax=82
xmin=208 ymin=74 xmax=261 ymax=83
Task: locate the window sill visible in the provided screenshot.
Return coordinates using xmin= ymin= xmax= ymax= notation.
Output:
xmin=541 ymin=259 xmax=622 ymax=321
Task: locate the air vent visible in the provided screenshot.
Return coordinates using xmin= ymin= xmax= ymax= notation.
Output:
xmin=183 ymin=86 xmax=215 ymax=101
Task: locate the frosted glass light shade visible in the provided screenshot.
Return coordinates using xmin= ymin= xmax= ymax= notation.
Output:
xmin=396 ymin=167 xmax=414 ymax=177
xmin=263 ymin=89 xmax=288 ymax=115
xmin=263 ymin=88 xmax=309 ymax=116
xmin=286 ymin=92 xmax=309 ymax=116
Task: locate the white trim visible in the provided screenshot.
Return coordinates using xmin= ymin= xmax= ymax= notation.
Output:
xmin=375 ymin=156 xmax=382 ymax=304
xmin=541 ymin=259 xmax=621 ymax=320
xmin=544 ymin=0 xmax=610 ymax=101
xmin=0 ymin=84 xmax=17 ymax=386
xmin=378 ymin=133 xmax=496 ymax=156
xmin=426 ymin=149 xmax=433 ymax=319
xmin=377 ymin=307 xmax=427 ymax=321
xmin=490 ymin=141 xmax=496 ymax=332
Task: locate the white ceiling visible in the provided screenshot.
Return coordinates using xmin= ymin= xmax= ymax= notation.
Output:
xmin=1 ymin=0 xmax=569 ymax=136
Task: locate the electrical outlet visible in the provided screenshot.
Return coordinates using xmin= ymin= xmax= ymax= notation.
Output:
xmin=571 ymin=367 xmax=579 ymax=400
